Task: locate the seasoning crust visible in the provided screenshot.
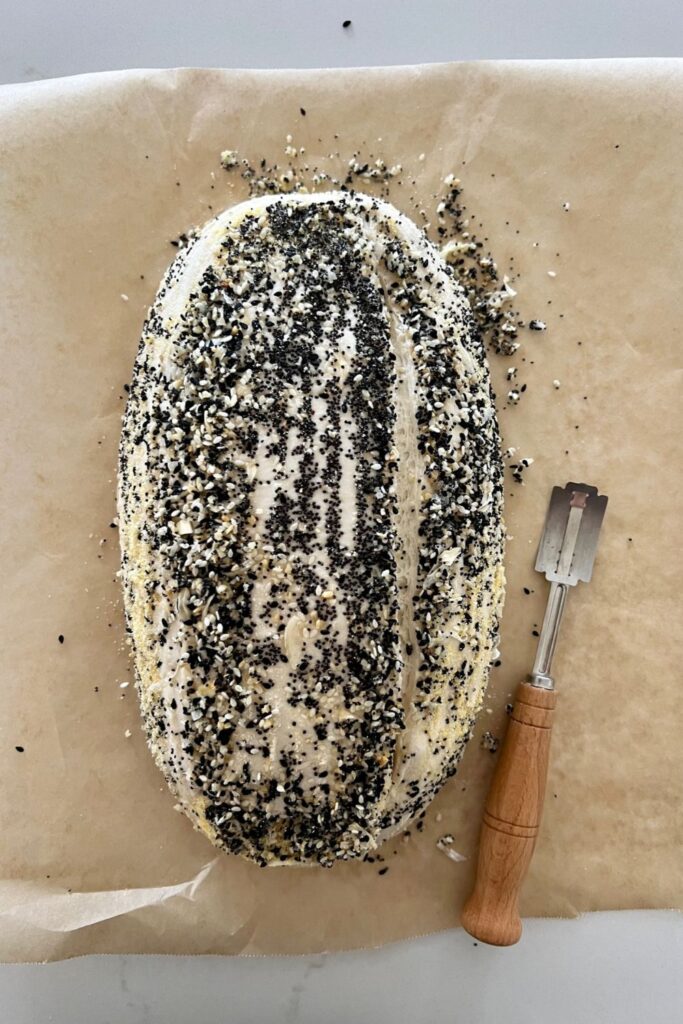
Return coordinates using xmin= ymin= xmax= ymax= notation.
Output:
xmin=118 ymin=190 xmax=505 ymax=866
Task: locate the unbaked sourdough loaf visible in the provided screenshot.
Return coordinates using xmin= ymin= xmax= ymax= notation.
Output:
xmin=118 ymin=190 xmax=505 ymax=866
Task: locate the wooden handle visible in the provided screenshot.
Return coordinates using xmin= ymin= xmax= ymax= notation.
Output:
xmin=461 ymin=681 xmax=557 ymax=946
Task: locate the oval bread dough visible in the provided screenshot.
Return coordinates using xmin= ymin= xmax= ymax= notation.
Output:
xmin=118 ymin=190 xmax=505 ymax=866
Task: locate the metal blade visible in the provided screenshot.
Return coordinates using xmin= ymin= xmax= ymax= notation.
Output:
xmin=535 ymin=482 xmax=608 ymax=586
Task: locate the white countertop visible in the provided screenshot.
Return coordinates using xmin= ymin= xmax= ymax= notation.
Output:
xmin=2 ymin=2 xmax=681 ymax=1020
xmin=3 ymin=914 xmax=683 ymax=1023
xmin=1 ymin=0 xmax=681 ymax=84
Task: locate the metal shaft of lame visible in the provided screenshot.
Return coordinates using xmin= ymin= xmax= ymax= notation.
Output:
xmin=530 ymin=582 xmax=568 ymax=690
xmin=530 ymin=489 xmax=589 ymax=690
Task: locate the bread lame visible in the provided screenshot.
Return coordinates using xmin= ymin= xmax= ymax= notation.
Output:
xmin=462 ymin=482 xmax=608 ymax=946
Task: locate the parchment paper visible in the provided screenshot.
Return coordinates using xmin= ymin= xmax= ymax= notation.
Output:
xmin=1 ymin=59 xmax=681 ymax=963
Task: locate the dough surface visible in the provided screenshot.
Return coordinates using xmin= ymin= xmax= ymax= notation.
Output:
xmin=118 ymin=190 xmax=505 ymax=865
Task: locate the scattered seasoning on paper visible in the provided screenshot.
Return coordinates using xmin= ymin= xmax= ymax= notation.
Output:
xmin=378 ymin=867 xmax=389 ymax=876
xmin=220 ymin=149 xmax=239 ymax=169
xmin=481 ymin=731 xmax=500 ymax=753
xmin=553 ymin=379 xmax=561 ymax=389
xmin=509 ymin=456 xmax=534 ymax=484
xmin=169 ymin=231 xmax=197 ymax=250
xmin=529 ymin=319 xmax=547 ymax=331
xmin=58 ymin=634 xmax=64 ymax=644
xmin=436 ymin=835 xmax=466 ymax=862
xmin=15 ymin=745 xmax=24 ymax=753
xmin=342 ymin=19 xmax=352 ymax=28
